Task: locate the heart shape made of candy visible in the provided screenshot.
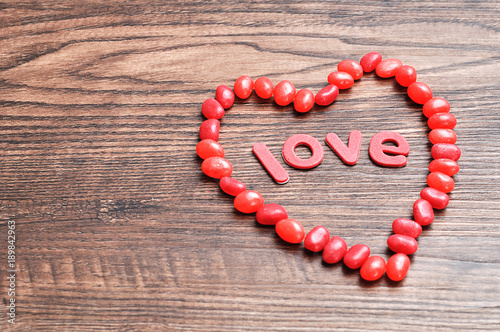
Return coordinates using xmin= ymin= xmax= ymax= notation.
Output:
xmin=197 ymin=52 xmax=461 ymax=283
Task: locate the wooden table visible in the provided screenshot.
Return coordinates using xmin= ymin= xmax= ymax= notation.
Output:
xmin=1 ymin=1 xmax=499 ymax=330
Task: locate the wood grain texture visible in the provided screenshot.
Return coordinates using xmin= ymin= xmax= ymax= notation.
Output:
xmin=0 ymin=1 xmax=499 ymax=330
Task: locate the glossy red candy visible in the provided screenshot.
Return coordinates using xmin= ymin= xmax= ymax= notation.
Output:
xmin=423 ymin=97 xmax=450 ymax=118
xmin=215 ymin=85 xmax=235 ymax=109
xmin=386 ymin=253 xmax=410 ymax=282
xmin=234 ymin=190 xmax=264 ymax=214
xmin=375 ymin=58 xmax=402 ymax=78
xmin=427 ymin=172 xmax=455 ymax=193
xmin=392 ymin=218 xmax=422 ymax=238
xmin=429 ymin=129 xmax=457 ymax=144
xmin=202 ymin=98 xmax=224 ymax=119
xmin=254 ymin=77 xmax=274 ymax=99
xmin=304 ymin=226 xmax=330 ymax=252
xmin=360 ymin=52 xmax=382 ymax=72
xmin=314 ymin=84 xmax=339 ymax=106
xmin=199 ymin=119 xmax=220 ymax=141
xmin=322 ymin=236 xmax=347 ymax=264
xmin=201 ymin=157 xmax=232 ymax=179
xmin=344 ymin=244 xmax=370 ymax=269
xmin=234 ymin=75 xmax=254 ymax=99
xmin=337 ymin=59 xmax=363 ymax=80
xmin=274 ymin=80 xmax=296 ymax=106
xmin=407 ymin=82 xmax=433 ymax=105
xmin=196 ymin=139 xmax=224 ymax=159
xmin=420 ymin=187 xmax=449 ymax=209
xmin=429 ymin=158 xmax=460 ymax=176
xmin=387 ymin=234 xmax=418 ymax=255
xmin=256 ymin=203 xmax=288 ymax=225
xmin=428 ymin=113 xmax=457 ymax=129
xmin=327 ymin=71 xmax=354 ymax=89
xmin=275 ymin=218 xmax=305 ymax=244
xmin=294 ymin=89 xmax=315 ymax=113
xmin=282 ymin=134 xmax=324 ymax=169
xmin=360 ymin=256 xmax=386 ymax=281
xmin=413 ymin=199 xmax=434 ymax=226
xmin=431 ymin=143 xmax=461 ymax=161
xmin=395 ymin=65 xmax=417 ymax=87
xmin=219 ymin=177 xmax=246 ymax=196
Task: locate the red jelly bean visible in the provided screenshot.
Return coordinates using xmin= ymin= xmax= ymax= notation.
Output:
xmin=253 ymin=143 xmax=289 ymax=184
xmin=387 ymin=234 xmax=418 ymax=255
xmin=386 ymin=253 xmax=410 ymax=282
xmin=427 ymin=172 xmax=455 ymax=193
xmin=344 ymin=244 xmax=370 ymax=269
xmin=395 ymin=65 xmax=417 ymax=87
xmin=234 ymin=75 xmax=253 ymax=99
xmin=429 ymin=129 xmax=457 ymax=144
xmin=423 ymin=97 xmax=450 ymax=118
xmin=431 ymin=143 xmax=461 ymax=161
xmin=420 ymin=187 xmax=449 ymax=210
xmin=360 ymin=256 xmax=386 ymax=281
xmin=392 ymin=218 xmax=422 ymax=238
xmin=315 ymin=84 xmax=339 ymax=106
xmin=201 ymin=156 xmax=233 ymax=179
xmin=282 ymin=134 xmax=324 ymax=169
xmin=234 ymin=190 xmax=264 ymax=214
xmin=219 ymin=177 xmax=246 ymax=196
xmin=428 ymin=113 xmax=457 ymax=129
xmin=337 ymin=59 xmax=363 ymax=80
xmin=304 ymin=226 xmax=330 ymax=252
xmin=196 ymin=139 xmax=224 ymax=160
xmin=199 ymin=119 xmax=220 ymax=141
xmin=294 ymin=89 xmax=315 ymax=113
xmin=413 ymin=199 xmax=434 ymax=226
xmin=202 ymin=98 xmax=224 ymax=119
xmin=254 ymin=77 xmax=274 ymax=99
xmin=360 ymin=52 xmax=382 ymax=72
xmin=429 ymin=158 xmax=460 ymax=176
xmin=256 ymin=203 xmax=288 ymax=225
xmin=275 ymin=218 xmax=305 ymax=244
xmin=325 ymin=130 xmax=362 ymax=166
xmin=407 ymin=82 xmax=433 ymax=105
xmin=274 ymin=80 xmax=296 ymax=106
xmin=215 ymin=85 xmax=235 ymax=109
xmin=375 ymin=58 xmax=402 ymax=78
xmin=369 ymin=131 xmax=410 ymax=167
xmin=322 ymin=236 xmax=347 ymax=264
xmin=327 ymin=71 xmax=354 ymax=89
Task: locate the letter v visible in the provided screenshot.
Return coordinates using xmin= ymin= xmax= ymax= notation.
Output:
xmin=325 ymin=130 xmax=362 ymax=165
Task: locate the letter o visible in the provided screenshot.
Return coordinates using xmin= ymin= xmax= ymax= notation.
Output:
xmin=282 ymin=134 xmax=324 ymax=169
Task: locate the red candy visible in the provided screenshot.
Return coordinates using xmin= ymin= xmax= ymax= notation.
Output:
xmin=275 ymin=218 xmax=305 ymax=244
xmin=395 ymin=65 xmax=417 ymax=87
xmin=314 ymin=84 xmax=339 ymax=106
xmin=234 ymin=76 xmax=254 ymax=99
xmin=375 ymin=58 xmax=402 ymax=78
xmin=325 ymin=130 xmax=362 ymax=165
xmin=215 ymin=85 xmax=235 ymax=109
xmin=201 ymin=157 xmax=233 ymax=179
xmin=202 ymin=98 xmax=225 ymax=119
xmin=386 ymin=253 xmax=410 ymax=282
xmin=428 ymin=113 xmax=457 ymax=129
xmin=253 ymin=143 xmax=289 ymax=184
xmin=427 ymin=172 xmax=455 ymax=193
xmin=431 ymin=143 xmax=461 ymax=161
xmin=327 ymin=71 xmax=354 ymax=89
xmin=274 ymin=80 xmax=296 ymax=106
xmin=429 ymin=129 xmax=457 ymax=144
xmin=360 ymin=256 xmax=386 ymax=281
xmin=360 ymin=52 xmax=382 ymax=72
xmin=234 ymin=190 xmax=264 ymax=214
xmin=369 ymin=131 xmax=410 ymax=167
xmin=413 ymin=199 xmax=434 ymax=226
xmin=423 ymin=97 xmax=450 ymax=118
xmin=387 ymin=234 xmax=418 ymax=255
xmin=420 ymin=187 xmax=449 ymax=209
xmin=199 ymin=119 xmax=220 ymax=141
xmin=256 ymin=203 xmax=288 ymax=225
xmin=392 ymin=218 xmax=422 ymax=238
xmin=322 ymin=236 xmax=347 ymax=264
xmin=294 ymin=89 xmax=315 ymax=113
xmin=254 ymin=77 xmax=274 ymax=99
xmin=337 ymin=60 xmax=363 ymax=80
xmin=407 ymin=82 xmax=433 ymax=104
xmin=304 ymin=226 xmax=330 ymax=252
xmin=343 ymin=244 xmax=370 ymax=269
xmin=196 ymin=139 xmax=224 ymax=159
xmin=282 ymin=134 xmax=324 ymax=169
xmin=219 ymin=177 xmax=246 ymax=196
xmin=429 ymin=158 xmax=460 ymax=176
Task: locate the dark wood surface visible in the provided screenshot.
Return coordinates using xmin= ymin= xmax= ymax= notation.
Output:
xmin=1 ymin=1 xmax=499 ymax=330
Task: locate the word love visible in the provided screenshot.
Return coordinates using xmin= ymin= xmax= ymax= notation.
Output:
xmin=253 ymin=130 xmax=409 ymax=184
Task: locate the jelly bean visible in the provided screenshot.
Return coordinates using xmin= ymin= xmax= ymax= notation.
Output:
xmin=431 ymin=143 xmax=461 ymax=161
xmin=387 ymin=234 xmax=418 ymax=255
xmin=395 ymin=65 xmax=417 ymax=87
xmin=386 ymin=253 xmax=410 ymax=282
xmin=423 ymin=97 xmax=450 ymax=118
xmin=199 ymin=119 xmax=220 ymax=141
xmin=360 ymin=256 xmax=386 ymax=281
xmin=327 ymin=71 xmax=354 ymax=89
xmin=407 ymin=82 xmax=433 ymax=105
xmin=344 ymin=244 xmax=370 ymax=269
xmin=325 ymin=130 xmax=362 ymax=166
xmin=215 ymin=85 xmax=235 ymax=109
xmin=202 ymin=98 xmax=225 ymax=120
xmin=375 ymin=58 xmax=402 ymax=78
xmin=274 ymin=80 xmax=296 ymax=106
xmin=360 ymin=52 xmax=382 ymax=72
xmin=369 ymin=131 xmax=409 ymax=167
xmin=253 ymin=143 xmax=289 ymax=184
xmin=294 ymin=89 xmax=315 ymax=113
xmin=413 ymin=199 xmax=434 ymax=226
xmin=429 ymin=129 xmax=457 ymax=144
xmin=234 ymin=190 xmax=264 ymax=214
xmin=282 ymin=134 xmax=324 ymax=169
xmin=304 ymin=226 xmax=330 ymax=252
xmin=337 ymin=60 xmax=363 ymax=80
xmin=420 ymin=187 xmax=449 ymax=210
xmin=219 ymin=177 xmax=246 ymax=196
xmin=314 ymin=84 xmax=339 ymax=106
xmin=275 ymin=218 xmax=305 ymax=244
xmin=201 ymin=156 xmax=232 ymax=179
xmin=254 ymin=77 xmax=274 ymax=99
xmin=234 ymin=75 xmax=253 ymax=99
xmin=322 ymin=236 xmax=347 ymax=264
xmin=196 ymin=139 xmax=224 ymax=160
xmin=256 ymin=203 xmax=288 ymax=225
xmin=428 ymin=113 xmax=457 ymax=129
xmin=427 ymin=171 xmax=455 ymax=193
xmin=429 ymin=158 xmax=460 ymax=176
xmin=392 ymin=218 xmax=422 ymax=238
